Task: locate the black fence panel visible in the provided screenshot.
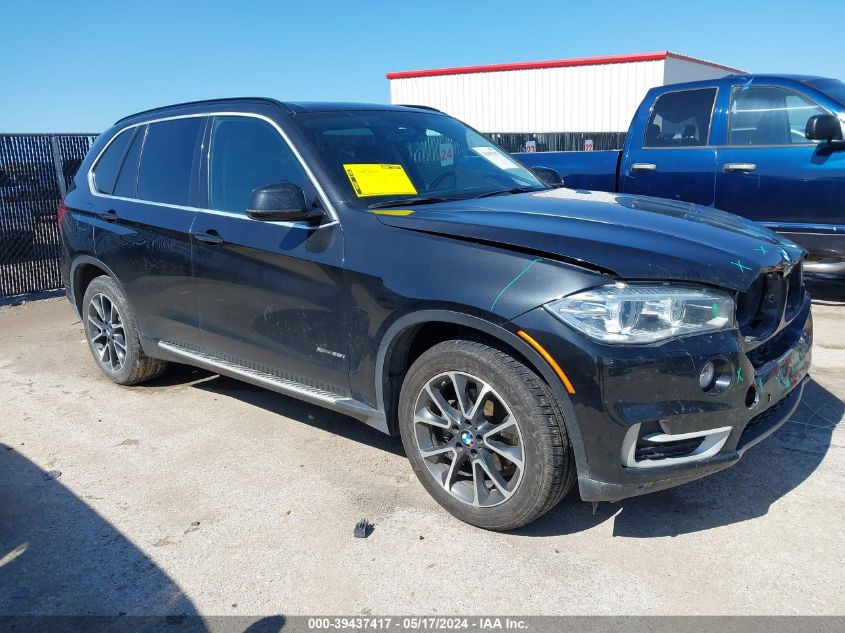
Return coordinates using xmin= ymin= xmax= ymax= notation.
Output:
xmin=484 ymin=131 xmax=627 ymax=153
xmin=0 ymin=133 xmax=97 ymax=299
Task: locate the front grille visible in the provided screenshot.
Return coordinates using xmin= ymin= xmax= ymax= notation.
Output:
xmin=634 ymin=436 xmax=702 ymax=461
xmin=746 ymin=328 xmax=786 ymax=368
xmin=736 ymin=262 xmax=803 ymax=340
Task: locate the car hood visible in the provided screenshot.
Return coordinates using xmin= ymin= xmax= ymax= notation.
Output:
xmin=372 ymin=188 xmax=806 ymax=292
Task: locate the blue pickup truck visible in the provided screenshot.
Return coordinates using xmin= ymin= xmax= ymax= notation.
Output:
xmin=516 ymin=74 xmax=845 ymax=273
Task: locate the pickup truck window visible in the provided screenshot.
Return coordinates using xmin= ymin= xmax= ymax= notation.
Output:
xmin=291 ymin=110 xmax=544 ymax=206
xmin=209 ymin=116 xmax=309 ymax=214
xmin=644 ymin=88 xmax=716 ymax=148
xmin=728 ymin=86 xmax=828 ymax=146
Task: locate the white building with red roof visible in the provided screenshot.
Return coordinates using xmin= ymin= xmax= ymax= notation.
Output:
xmin=387 ymin=51 xmax=744 ymax=151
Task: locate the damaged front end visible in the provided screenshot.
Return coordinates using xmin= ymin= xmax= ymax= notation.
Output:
xmin=508 ymin=261 xmax=812 ymax=503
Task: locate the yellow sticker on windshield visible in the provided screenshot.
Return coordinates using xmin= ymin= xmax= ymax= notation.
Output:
xmin=343 ymin=163 xmax=417 ymax=197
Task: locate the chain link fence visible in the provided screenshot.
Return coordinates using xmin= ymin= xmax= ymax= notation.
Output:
xmin=0 ymin=133 xmax=97 ymax=299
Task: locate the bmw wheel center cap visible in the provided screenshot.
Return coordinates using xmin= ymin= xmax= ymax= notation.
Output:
xmin=460 ymin=430 xmax=475 ymax=447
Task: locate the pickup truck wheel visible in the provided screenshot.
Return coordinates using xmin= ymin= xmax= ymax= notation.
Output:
xmin=399 ymin=339 xmax=575 ymax=530
xmin=82 ymin=275 xmax=167 ymax=385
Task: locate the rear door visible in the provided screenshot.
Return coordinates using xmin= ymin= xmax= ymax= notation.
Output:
xmin=715 ymin=84 xmax=844 ymax=226
xmin=92 ymin=115 xmax=206 ymax=346
xmin=620 ymin=87 xmax=719 ymax=206
xmin=190 ymin=114 xmax=349 ymax=396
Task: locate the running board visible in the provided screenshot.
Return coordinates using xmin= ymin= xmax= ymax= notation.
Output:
xmin=157 ymin=341 xmax=388 ymax=433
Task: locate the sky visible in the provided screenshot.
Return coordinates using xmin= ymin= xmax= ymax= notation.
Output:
xmin=1 ymin=0 xmax=843 ymax=133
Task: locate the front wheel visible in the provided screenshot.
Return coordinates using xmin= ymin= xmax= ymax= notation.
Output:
xmin=398 ymin=339 xmax=576 ymax=530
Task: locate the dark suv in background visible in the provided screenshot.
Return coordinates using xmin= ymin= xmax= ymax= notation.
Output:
xmin=60 ymin=99 xmax=812 ymax=530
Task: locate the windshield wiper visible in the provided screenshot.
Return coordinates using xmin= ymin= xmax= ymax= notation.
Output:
xmin=474 ymin=186 xmax=545 ymax=199
xmin=368 ymin=187 xmax=544 ymax=208
xmin=368 ymin=196 xmax=455 ymax=209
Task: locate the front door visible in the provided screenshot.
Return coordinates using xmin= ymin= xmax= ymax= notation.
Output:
xmin=621 ymin=87 xmax=719 ymax=206
xmin=190 ymin=114 xmax=349 ymax=395
xmin=715 ymin=84 xmax=845 ymax=228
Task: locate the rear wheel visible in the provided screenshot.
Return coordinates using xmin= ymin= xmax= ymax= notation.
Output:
xmin=82 ymin=275 xmax=167 ymax=385
xmin=399 ymin=339 xmax=575 ymax=530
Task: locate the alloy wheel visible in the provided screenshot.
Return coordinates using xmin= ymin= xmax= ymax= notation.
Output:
xmin=87 ymin=293 xmax=126 ymax=372
xmin=413 ymin=371 xmax=525 ymax=507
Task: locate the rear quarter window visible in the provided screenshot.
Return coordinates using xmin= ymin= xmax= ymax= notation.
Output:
xmin=92 ymin=128 xmax=134 ymax=194
xmin=137 ymin=117 xmax=204 ymax=206
xmin=113 ymin=126 xmax=145 ymax=198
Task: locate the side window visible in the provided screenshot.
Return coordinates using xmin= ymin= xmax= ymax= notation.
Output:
xmin=728 ymin=86 xmax=829 ymax=146
xmin=113 ymin=126 xmax=145 ymax=198
xmin=644 ymin=88 xmax=717 ymax=148
xmin=92 ymin=128 xmax=134 ymax=194
xmin=137 ymin=117 xmax=204 ymax=206
xmin=208 ymin=116 xmax=310 ymax=213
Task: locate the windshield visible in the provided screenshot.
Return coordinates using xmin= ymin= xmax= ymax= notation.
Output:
xmin=805 ymin=78 xmax=845 ymax=107
xmin=290 ymin=109 xmax=545 ymax=207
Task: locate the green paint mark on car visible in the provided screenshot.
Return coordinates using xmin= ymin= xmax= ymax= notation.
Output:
xmin=490 ymin=258 xmax=543 ymax=311
xmin=731 ymin=260 xmax=752 ymax=274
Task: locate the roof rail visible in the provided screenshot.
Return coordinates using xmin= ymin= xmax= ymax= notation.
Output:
xmin=396 ymin=104 xmax=443 ymax=113
xmin=115 ymin=97 xmax=289 ymax=124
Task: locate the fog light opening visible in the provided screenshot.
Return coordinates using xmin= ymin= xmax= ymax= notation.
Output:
xmin=745 ymin=385 xmax=760 ymax=409
xmin=700 ymin=357 xmax=733 ymax=396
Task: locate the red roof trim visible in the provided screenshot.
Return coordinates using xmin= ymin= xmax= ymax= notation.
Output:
xmin=386 ymin=51 xmax=744 ymax=80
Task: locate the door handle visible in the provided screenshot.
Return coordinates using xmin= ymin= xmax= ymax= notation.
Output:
xmin=723 ymin=163 xmax=757 ymax=173
xmin=191 ymin=229 xmax=224 ymax=245
xmin=631 ymin=163 xmax=657 ymax=172
xmin=97 ymin=209 xmax=118 ymax=222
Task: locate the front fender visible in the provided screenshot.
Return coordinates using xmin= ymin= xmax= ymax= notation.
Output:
xmin=373 ymin=309 xmax=591 ymax=482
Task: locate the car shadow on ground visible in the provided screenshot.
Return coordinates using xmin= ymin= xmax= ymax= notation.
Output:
xmin=0 ymin=436 xmax=292 ymax=628
xmin=517 ymin=378 xmax=842 ymax=538
xmin=0 ymin=442 xmax=199 ymax=618
xmin=143 ymin=363 xmax=405 ymax=457
xmin=148 ymin=365 xmax=842 ymax=539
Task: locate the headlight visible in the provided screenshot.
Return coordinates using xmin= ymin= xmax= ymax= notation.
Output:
xmin=545 ymin=283 xmax=735 ymax=344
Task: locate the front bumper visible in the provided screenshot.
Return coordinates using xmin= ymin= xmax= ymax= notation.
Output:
xmin=510 ymin=294 xmax=813 ymax=502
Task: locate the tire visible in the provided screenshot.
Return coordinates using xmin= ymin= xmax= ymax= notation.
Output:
xmin=398 ymin=339 xmax=576 ymax=530
xmin=82 ymin=275 xmax=167 ymax=385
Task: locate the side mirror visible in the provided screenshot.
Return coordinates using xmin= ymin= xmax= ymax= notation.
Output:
xmin=529 ymin=166 xmax=564 ymax=187
xmin=805 ymin=114 xmax=844 ymax=143
xmin=246 ymin=182 xmax=318 ymax=222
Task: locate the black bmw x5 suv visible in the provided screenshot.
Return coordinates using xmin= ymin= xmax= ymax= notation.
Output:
xmin=60 ymin=98 xmax=812 ymax=530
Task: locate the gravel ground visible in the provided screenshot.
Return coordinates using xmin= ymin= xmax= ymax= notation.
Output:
xmin=1 ymin=284 xmax=843 ymax=617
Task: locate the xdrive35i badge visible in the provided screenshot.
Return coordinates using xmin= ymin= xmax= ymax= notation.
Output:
xmin=316 ymin=347 xmax=346 ymax=359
